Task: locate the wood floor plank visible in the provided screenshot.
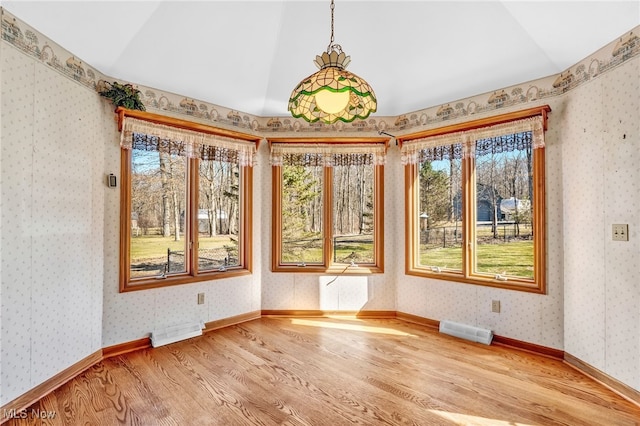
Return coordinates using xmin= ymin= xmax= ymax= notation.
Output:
xmin=5 ymin=317 xmax=640 ymax=425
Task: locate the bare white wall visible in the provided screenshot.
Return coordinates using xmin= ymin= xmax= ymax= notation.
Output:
xmin=0 ymin=42 xmax=104 ymax=404
xmin=561 ymin=56 xmax=640 ymax=389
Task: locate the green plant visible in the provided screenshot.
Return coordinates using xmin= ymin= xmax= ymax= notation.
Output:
xmin=97 ymin=80 xmax=145 ymax=111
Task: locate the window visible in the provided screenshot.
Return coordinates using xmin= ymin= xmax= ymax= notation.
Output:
xmin=401 ymin=106 xmax=550 ymax=292
xmin=117 ymin=109 xmax=259 ymax=291
xmin=270 ymin=139 xmax=387 ymax=273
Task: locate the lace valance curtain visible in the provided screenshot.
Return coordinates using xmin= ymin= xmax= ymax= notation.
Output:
xmin=120 ymin=117 xmax=257 ymax=166
xmin=400 ymin=115 xmax=544 ymax=165
xmin=270 ymin=143 xmax=387 ymax=167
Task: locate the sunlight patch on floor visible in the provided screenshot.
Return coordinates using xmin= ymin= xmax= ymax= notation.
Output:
xmin=429 ymin=410 xmax=534 ymax=425
xmin=290 ymin=318 xmax=416 ymax=336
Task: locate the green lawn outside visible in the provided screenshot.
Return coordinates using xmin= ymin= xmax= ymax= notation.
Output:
xmin=131 ymin=234 xmax=237 ymax=260
xmin=132 ymin=234 xmax=531 ymax=276
xmin=421 ymin=246 xmax=464 ymax=270
xmin=420 ymin=240 xmax=534 ymax=278
xmin=282 ymin=234 xmax=374 ymax=264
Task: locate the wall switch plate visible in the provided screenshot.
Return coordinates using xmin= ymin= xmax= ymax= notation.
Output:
xmin=491 ymin=300 xmax=501 ymax=313
xmin=612 ymin=224 xmax=629 ymax=241
xmin=197 ymin=293 xmax=205 ymax=305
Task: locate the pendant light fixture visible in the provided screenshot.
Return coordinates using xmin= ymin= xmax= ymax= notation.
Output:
xmin=288 ymin=0 xmax=377 ymax=124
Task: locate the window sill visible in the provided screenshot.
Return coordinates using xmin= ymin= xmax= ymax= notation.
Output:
xmin=271 ymin=264 xmax=383 ymax=274
xmin=405 ymin=267 xmax=543 ymax=294
xmin=120 ymin=268 xmax=252 ymax=292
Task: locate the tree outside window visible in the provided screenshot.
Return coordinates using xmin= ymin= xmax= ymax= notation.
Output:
xmin=270 ymin=140 xmax=386 ymax=274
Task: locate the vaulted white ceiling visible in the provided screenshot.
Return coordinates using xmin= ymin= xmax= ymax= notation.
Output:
xmin=3 ymin=1 xmax=639 ymax=117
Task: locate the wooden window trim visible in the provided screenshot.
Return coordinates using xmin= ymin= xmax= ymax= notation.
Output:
xmin=270 ymin=138 xmax=387 ymax=274
xmin=117 ymin=108 xmax=259 ymax=292
xmin=401 ymin=106 xmax=550 ymax=293
xmin=116 ymin=107 xmax=260 ymax=142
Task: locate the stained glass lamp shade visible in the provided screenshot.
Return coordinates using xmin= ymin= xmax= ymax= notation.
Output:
xmin=288 ymin=50 xmax=377 ymax=124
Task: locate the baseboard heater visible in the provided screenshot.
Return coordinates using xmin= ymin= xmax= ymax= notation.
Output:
xmin=151 ymin=321 xmax=205 ymax=348
xmin=439 ymin=320 xmax=493 ymax=345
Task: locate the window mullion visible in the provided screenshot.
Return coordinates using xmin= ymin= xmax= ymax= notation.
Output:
xmin=463 ymin=151 xmax=475 ymax=279
xmin=324 ymin=166 xmax=333 ymax=267
xmin=189 ymin=157 xmax=199 ymax=276
xmin=241 ymin=166 xmax=252 ymax=271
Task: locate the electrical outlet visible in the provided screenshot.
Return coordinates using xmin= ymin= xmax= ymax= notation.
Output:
xmin=612 ymin=224 xmax=629 ymax=241
xmin=491 ymin=300 xmax=501 ymax=313
xmin=197 ymin=293 xmax=205 ymax=305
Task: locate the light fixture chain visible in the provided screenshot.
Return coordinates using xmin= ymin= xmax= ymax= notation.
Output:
xmin=327 ymin=0 xmax=337 ymax=53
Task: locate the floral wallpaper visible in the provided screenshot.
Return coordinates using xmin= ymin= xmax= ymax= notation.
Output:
xmin=1 ymin=43 xmax=104 ymax=404
xmin=562 ymin=56 xmax=640 ymax=388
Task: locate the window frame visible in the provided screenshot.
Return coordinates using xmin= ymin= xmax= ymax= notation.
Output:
xmin=401 ymin=106 xmax=550 ymax=293
xmin=117 ymin=108 xmax=259 ymax=292
xmin=269 ymin=138 xmax=387 ymax=274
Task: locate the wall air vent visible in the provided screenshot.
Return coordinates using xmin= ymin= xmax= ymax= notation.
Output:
xmin=439 ymin=320 xmax=493 ymax=345
xmin=151 ymin=321 xmax=205 ymax=348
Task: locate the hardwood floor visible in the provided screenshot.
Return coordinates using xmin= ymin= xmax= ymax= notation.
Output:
xmin=6 ymin=317 xmax=640 ymax=425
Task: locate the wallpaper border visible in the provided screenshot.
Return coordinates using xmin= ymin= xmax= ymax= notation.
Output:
xmin=1 ymin=8 xmax=638 ymax=137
